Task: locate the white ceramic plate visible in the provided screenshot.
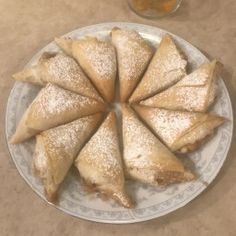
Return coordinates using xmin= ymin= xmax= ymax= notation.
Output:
xmin=5 ymin=22 xmax=233 ymax=224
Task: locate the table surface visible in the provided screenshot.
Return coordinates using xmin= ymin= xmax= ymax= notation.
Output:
xmin=1 ymin=0 xmax=236 ymax=235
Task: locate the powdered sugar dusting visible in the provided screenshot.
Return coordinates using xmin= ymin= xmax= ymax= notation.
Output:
xmin=48 ymin=54 xmax=82 ymax=83
xmin=147 ymin=108 xmax=196 ymax=146
xmin=144 ymin=69 xmax=185 ymax=94
xmin=178 ymin=67 xmax=209 ymax=87
xmin=142 ymin=63 xmax=215 ymax=112
xmin=175 ymin=87 xmax=209 ymax=111
xmin=123 ymin=108 xmax=156 ymax=168
xmin=131 ymin=35 xmax=187 ymax=100
xmin=42 ymin=115 xmax=97 ymax=154
xmin=32 ymin=84 xmax=97 ymax=118
xmin=78 ymin=38 xmax=116 ymax=79
xmin=173 ymin=65 xmax=215 ymax=111
xmin=112 ymin=29 xmax=153 ymax=81
xmin=45 ymin=54 xmax=100 ymax=100
xmin=78 ymin=113 xmax=122 ymax=179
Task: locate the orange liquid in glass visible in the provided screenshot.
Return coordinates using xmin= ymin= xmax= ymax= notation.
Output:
xmin=132 ymin=0 xmax=178 ymax=14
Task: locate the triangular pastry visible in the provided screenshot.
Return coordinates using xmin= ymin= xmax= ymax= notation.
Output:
xmin=55 ymin=37 xmax=117 ymax=102
xmin=129 ymin=34 xmax=187 ymax=102
xmin=122 ymin=105 xmax=194 ymax=185
xmin=111 ymin=27 xmax=153 ymax=102
xmin=74 ymin=112 xmax=133 ymax=208
xmin=33 ymin=113 xmax=103 ymax=201
xmin=134 ymin=105 xmax=225 ymax=153
xmin=10 ymin=83 xmax=106 ymax=144
xmin=141 ymin=60 xmax=222 ymax=112
xmin=13 ymin=53 xmax=103 ymax=102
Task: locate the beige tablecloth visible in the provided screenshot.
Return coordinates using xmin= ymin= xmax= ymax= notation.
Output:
xmin=1 ymin=0 xmax=236 ymax=235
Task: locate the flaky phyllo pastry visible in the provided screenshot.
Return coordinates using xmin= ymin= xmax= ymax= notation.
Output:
xmin=111 ymin=27 xmax=153 ymax=102
xmin=141 ymin=60 xmax=222 ymax=112
xmin=129 ymin=34 xmax=187 ymax=103
xmin=10 ymin=29 xmax=227 ymax=208
xmin=122 ymin=106 xmax=194 ymax=185
xmin=75 ymin=112 xmax=133 ymax=208
xmin=10 ymin=83 xmax=105 ymax=144
xmin=13 ymin=52 xmax=103 ymax=102
xmin=33 ymin=113 xmax=103 ymax=201
xmin=134 ymin=105 xmax=225 ymax=153
xmin=55 ymin=36 xmax=117 ymax=102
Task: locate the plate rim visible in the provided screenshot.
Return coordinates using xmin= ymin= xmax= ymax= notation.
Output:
xmin=5 ymin=22 xmax=234 ymax=224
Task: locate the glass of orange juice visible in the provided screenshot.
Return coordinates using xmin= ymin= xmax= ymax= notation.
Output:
xmin=127 ymin=0 xmax=182 ymax=18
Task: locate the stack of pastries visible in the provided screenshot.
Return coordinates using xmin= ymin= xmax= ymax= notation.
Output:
xmin=10 ymin=27 xmax=226 ymax=208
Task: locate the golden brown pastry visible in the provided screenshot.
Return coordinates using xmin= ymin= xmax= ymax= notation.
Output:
xmin=74 ymin=112 xmax=133 ymax=208
xmin=129 ymin=34 xmax=187 ymax=103
xmin=111 ymin=27 xmax=153 ymax=102
xmin=13 ymin=53 xmax=103 ymax=102
xmin=10 ymin=83 xmax=106 ymax=144
xmin=141 ymin=60 xmax=222 ymax=112
xmin=55 ymin=37 xmax=117 ymax=102
xmin=122 ymin=105 xmax=194 ymax=185
xmin=134 ymin=105 xmax=225 ymax=153
xmin=33 ymin=113 xmax=103 ymax=201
